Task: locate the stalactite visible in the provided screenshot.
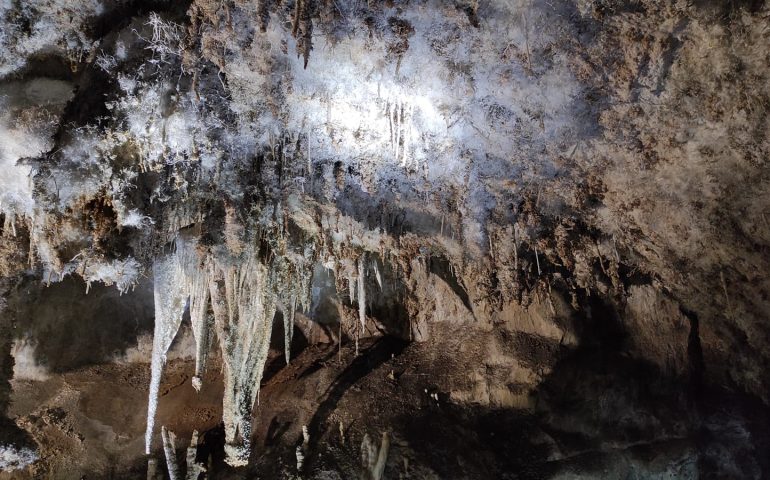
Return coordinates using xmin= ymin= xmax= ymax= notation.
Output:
xmin=145 ymin=247 xmax=188 ymax=455
xmin=347 ymin=268 xmax=357 ymax=305
xmin=387 ymin=102 xmax=394 ymax=148
xmin=284 ymin=295 xmax=296 ymax=364
xmin=402 ymin=103 xmax=413 ymax=168
xmin=186 ymin=257 xmax=210 ymax=392
xmin=208 ymin=251 xmax=276 ymax=467
xmin=358 ymin=254 xmax=366 ymax=328
xmin=372 ymin=258 xmax=382 ymax=290
xmin=291 ymin=0 xmax=303 ymax=38
xmin=395 ymin=100 xmax=401 ymax=161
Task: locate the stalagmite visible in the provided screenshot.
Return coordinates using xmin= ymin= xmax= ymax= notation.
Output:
xmin=185 ymin=430 xmax=206 ymax=480
xmin=296 ymin=425 xmax=310 ymax=472
xmin=162 ymin=426 xmax=180 ymax=480
xmin=147 ymin=459 xmax=158 ymax=480
xmin=361 ymin=432 xmax=390 ymax=480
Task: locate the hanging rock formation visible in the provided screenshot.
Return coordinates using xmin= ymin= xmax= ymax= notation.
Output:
xmin=1 ymin=0 xmax=770 ymax=478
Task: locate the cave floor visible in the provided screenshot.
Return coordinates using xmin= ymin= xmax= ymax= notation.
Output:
xmin=5 ymin=331 xmax=770 ymax=479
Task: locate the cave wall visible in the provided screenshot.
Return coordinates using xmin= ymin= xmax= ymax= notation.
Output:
xmin=0 ymin=0 xmax=769 ymax=477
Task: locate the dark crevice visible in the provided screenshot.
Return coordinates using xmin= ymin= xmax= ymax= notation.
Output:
xmin=681 ymin=306 xmax=704 ymax=391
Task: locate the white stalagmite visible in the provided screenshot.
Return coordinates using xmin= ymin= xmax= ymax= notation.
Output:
xmin=162 ymin=426 xmax=180 ymax=480
xmin=361 ymin=432 xmax=390 ymax=480
xmin=208 ymin=251 xmax=276 ymax=467
xmin=296 ymin=425 xmax=310 ymax=472
xmin=147 ymin=458 xmax=158 ymax=480
xmin=146 ymin=249 xmax=188 ymax=454
xmin=185 ymin=430 xmax=206 ymax=480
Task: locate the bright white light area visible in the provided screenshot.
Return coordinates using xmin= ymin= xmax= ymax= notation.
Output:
xmin=0 ymin=79 xmax=74 ymax=217
xmin=236 ymin=0 xmax=577 ymax=183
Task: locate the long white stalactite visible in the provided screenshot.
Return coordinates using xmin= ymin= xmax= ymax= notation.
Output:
xmin=208 ymin=253 xmax=276 ymax=466
xmin=186 ymin=256 xmax=210 ymax=392
xmin=145 ymin=247 xmax=188 ymax=455
xmin=144 ymin=225 xmax=314 ymax=465
xmin=358 ymin=255 xmax=366 ymax=328
xmin=284 ymin=295 xmax=296 ymax=364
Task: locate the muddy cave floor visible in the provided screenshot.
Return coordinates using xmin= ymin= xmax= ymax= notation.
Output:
xmin=3 ymin=280 xmax=770 ymax=479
